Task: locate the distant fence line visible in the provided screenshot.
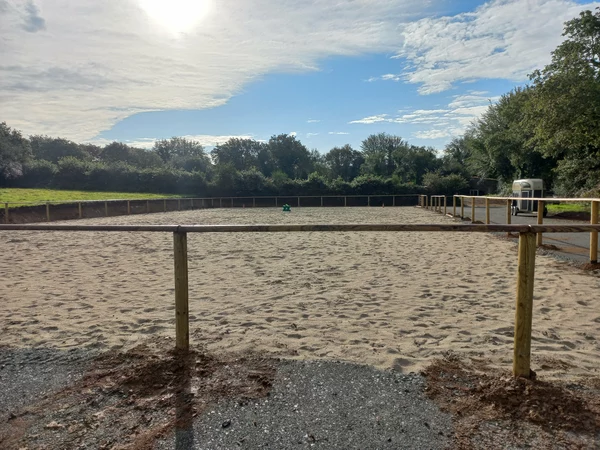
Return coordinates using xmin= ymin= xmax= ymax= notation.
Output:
xmin=1 ymin=194 xmax=421 ymax=224
xmin=2 ymin=222 xmax=599 ymax=379
xmin=418 ymin=194 xmax=599 ymax=264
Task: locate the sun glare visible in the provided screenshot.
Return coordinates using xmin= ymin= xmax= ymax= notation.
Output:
xmin=138 ymin=0 xmax=212 ymax=34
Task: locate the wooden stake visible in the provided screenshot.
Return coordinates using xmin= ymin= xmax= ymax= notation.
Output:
xmin=298 ymin=197 xmax=300 ymax=208
xmin=471 ymin=197 xmax=475 ymax=223
xmin=191 ymin=199 xmax=194 ymax=209
xmin=253 ymin=197 xmax=256 ymax=208
xmin=345 ymin=197 xmax=347 ymax=207
xmin=46 ymin=203 xmax=50 ymax=222
xmin=78 ymin=202 xmax=83 ymax=219
xmin=231 ymin=198 xmax=234 ymax=208
xmin=4 ymin=203 xmax=8 ymax=224
xmin=537 ymin=200 xmax=544 ymax=247
xmin=275 ymin=197 xmax=278 ymax=207
xmin=513 ymin=231 xmax=536 ymax=378
xmin=321 ymin=197 xmax=324 ymax=207
xmin=179 ymin=199 xmax=182 ymax=210
xmin=127 ymin=201 xmax=131 ymax=215
xmin=393 ymin=196 xmax=396 ymax=207
xmin=105 ymin=201 xmax=109 ymax=217
xmin=485 ymin=198 xmax=490 ymax=224
xmin=164 ymin=199 xmax=167 ymax=212
xmin=460 ymin=198 xmax=464 ymax=219
xmin=368 ymin=196 xmax=370 ymax=207
xmin=453 ymin=196 xmax=456 ymax=217
xmin=147 ymin=200 xmax=150 ymax=214
xmin=444 ymin=196 xmax=447 ymax=215
xmin=173 ymin=231 xmax=189 ymax=351
xmin=591 ymin=201 xmax=598 ymax=263
xmin=506 ymin=199 xmax=512 ymax=237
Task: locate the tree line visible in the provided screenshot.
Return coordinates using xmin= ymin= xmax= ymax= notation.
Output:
xmin=0 ymin=127 xmax=469 ymax=197
xmin=2 ymin=9 xmax=599 ymax=198
xmin=450 ymin=8 xmax=600 ymax=196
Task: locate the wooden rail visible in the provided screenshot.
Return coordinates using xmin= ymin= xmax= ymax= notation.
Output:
xmin=2 ymin=223 xmax=599 ymax=378
xmin=443 ymin=195 xmax=600 ymax=263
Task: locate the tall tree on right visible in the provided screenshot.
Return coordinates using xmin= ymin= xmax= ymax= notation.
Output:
xmin=527 ymin=8 xmax=600 ymax=193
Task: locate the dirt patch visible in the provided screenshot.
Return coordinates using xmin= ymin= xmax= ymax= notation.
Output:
xmin=422 ymin=354 xmax=600 ymax=449
xmin=0 ymin=339 xmax=275 ymax=449
xmin=550 ymin=211 xmax=591 ymax=221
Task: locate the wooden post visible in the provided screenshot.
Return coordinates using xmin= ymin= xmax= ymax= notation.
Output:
xmin=506 ymin=199 xmax=512 ymax=237
xmin=471 ymin=197 xmax=475 ymax=223
xmin=191 ymin=198 xmax=194 ymax=209
xmin=485 ymin=198 xmax=490 ymax=224
xmin=275 ymin=197 xmax=278 ymax=207
xmin=4 ymin=203 xmax=8 ymax=224
xmin=321 ymin=197 xmax=323 ymax=207
xmin=164 ymin=199 xmax=167 ymax=212
xmin=460 ymin=197 xmax=464 ymax=219
xmin=591 ymin=201 xmax=598 ymax=264
xmin=298 ymin=197 xmax=300 ymax=208
xmin=453 ymin=196 xmax=456 ymax=217
xmin=179 ymin=199 xmax=182 ymax=211
xmin=368 ymin=196 xmax=370 ymax=207
xmin=513 ymin=232 xmax=536 ymax=378
xmin=344 ymin=197 xmax=347 ymax=207
xmin=78 ymin=202 xmax=83 ymax=219
xmin=147 ymin=200 xmax=150 ymax=214
xmin=231 ymin=198 xmax=234 ymax=208
xmin=444 ymin=196 xmax=447 ymax=215
xmin=46 ymin=202 xmax=50 ymax=222
xmin=253 ymin=197 xmax=256 ymax=208
xmin=537 ymin=200 xmax=544 ymax=247
xmin=173 ymin=231 xmax=189 ymax=351
xmin=127 ymin=201 xmax=131 ymax=215
xmin=393 ymin=196 xmax=396 ymax=207
xmin=105 ymin=201 xmax=109 ymax=217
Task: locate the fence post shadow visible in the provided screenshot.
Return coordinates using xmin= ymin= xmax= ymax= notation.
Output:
xmin=175 ymin=350 xmax=195 ymax=450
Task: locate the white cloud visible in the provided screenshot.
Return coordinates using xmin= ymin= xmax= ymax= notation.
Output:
xmin=89 ymin=134 xmax=254 ymax=149
xmin=1 ymin=0 xmax=432 ymax=141
xmin=289 ymin=131 xmax=297 ymax=137
xmin=328 ymin=131 xmax=349 ymax=135
xmin=393 ymin=0 xmax=600 ymax=94
xmin=348 ymin=91 xmax=499 ymax=140
xmin=348 ymin=114 xmax=390 ymax=124
xmin=306 ymin=132 xmax=319 ymax=137
xmin=307 ymin=119 xmax=320 ymax=123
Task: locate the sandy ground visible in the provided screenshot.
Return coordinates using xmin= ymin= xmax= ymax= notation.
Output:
xmin=0 ymin=207 xmax=599 ymax=380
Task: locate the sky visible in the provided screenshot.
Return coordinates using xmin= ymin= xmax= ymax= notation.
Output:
xmin=1 ymin=0 xmax=599 ymax=152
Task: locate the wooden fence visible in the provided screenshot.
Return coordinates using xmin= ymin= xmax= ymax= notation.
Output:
xmin=2 ymin=222 xmax=599 ymax=378
xmin=418 ymin=195 xmax=600 ymax=264
xmin=1 ymin=194 xmax=421 ymax=224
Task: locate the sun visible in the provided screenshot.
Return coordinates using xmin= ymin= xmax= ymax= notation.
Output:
xmin=138 ymin=0 xmax=212 ymax=34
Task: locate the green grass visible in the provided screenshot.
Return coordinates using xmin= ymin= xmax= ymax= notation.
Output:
xmin=0 ymin=188 xmax=182 ymax=206
xmin=546 ymin=202 xmax=591 ymax=214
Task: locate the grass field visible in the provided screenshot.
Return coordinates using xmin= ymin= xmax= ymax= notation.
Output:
xmin=0 ymin=188 xmax=182 ymax=206
xmin=546 ymin=202 xmax=591 ymax=214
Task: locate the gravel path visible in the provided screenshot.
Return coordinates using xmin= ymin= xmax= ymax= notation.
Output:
xmin=0 ymin=347 xmax=95 ymax=419
xmin=156 ymin=360 xmax=453 ymax=450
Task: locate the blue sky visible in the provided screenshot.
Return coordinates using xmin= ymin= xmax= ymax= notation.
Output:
xmin=2 ymin=0 xmax=599 ymax=152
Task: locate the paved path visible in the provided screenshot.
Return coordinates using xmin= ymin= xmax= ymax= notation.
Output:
xmin=434 ymin=205 xmax=595 ymax=264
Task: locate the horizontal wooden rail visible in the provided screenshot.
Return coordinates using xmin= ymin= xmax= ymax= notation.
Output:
xmin=1 ymin=224 xmax=600 ymax=233
xmin=454 ymin=194 xmax=600 ymax=202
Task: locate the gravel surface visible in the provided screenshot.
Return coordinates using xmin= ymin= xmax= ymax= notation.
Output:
xmin=0 ymin=347 xmax=95 ymax=418
xmin=156 ymin=359 xmax=453 ymax=450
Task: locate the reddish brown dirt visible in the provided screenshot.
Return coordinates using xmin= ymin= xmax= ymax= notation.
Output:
xmin=0 ymin=340 xmax=275 ymax=449
xmin=422 ymin=354 xmax=600 ymax=449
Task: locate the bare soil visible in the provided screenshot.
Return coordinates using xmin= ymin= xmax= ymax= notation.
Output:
xmin=423 ymin=354 xmax=600 ymax=449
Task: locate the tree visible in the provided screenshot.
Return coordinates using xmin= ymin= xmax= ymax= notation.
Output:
xmin=30 ymin=135 xmax=91 ymax=163
xmin=101 ymin=142 xmax=163 ymax=168
xmin=360 ymin=133 xmax=409 ymax=177
xmin=440 ymin=137 xmax=472 ymax=177
xmin=324 ymin=144 xmax=364 ymax=181
xmin=0 ymin=122 xmax=31 ymax=181
xmin=211 ymin=138 xmax=263 ymax=171
xmin=267 ymin=134 xmax=313 ymax=179
xmin=153 ymin=137 xmax=206 ymax=162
